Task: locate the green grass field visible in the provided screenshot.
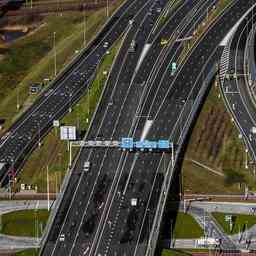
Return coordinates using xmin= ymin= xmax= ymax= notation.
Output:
xmin=162 ymin=249 xmax=192 ymax=256
xmin=161 ymin=249 xmax=211 ymax=256
xmin=212 ymin=212 xmax=256 ymax=235
xmin=0 ymin=209 xmax=49 ymax=237
xmin=15 ymin=249 xmax=39 ymax=256
xmin=173 ymin=212 xmax=204 ymax=239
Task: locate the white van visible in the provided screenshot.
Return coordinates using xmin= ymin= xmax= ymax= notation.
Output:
xmin=83 ymin=161 xmax=90 ymax=172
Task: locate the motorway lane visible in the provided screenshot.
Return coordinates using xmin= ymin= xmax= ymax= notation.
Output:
xmin=0 ymin=0 xmax=145 ymax=183
xmin=221 ymin=8 xmax=256 ymax=162
xmin=134 ymin=0 xmax=219 ymax=135
xmin=93 ymin=1 xmax=219 ymax=255
xmin=41 ymin=0 xmax=168 ymax=255
xmin=88 ymin=0 xmax=201 ymax=141
xmin=95 ymin=1 xmax=256 ymax=256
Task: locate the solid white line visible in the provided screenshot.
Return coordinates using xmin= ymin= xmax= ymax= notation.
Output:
xmin=135 ymin=43 xmax=151 ymax=73
xmin=140 ymin=120 xmax=154 ymax=141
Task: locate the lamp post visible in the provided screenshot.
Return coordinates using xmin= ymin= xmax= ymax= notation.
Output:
xmin=245 ymin=148 xmax=249 ymax=169
xmin=47 ymin=165 xmax=50 ymax=211
xmin=83 ymin=5 xmax=87 ymax=47
xmin=38 ymin=123 xmax=41 ymax=147
xmin=53 ymin=32 xmax=57 ymax=77
xmin=106 ymin=0 xmax=109 ymax=17
xmin=16 ymin=85 xmax=20 ymax=110
xmin=69 ymin=93 xmax=72 ymax=113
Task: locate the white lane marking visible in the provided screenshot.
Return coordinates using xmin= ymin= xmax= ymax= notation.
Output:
xmin=135 ymin=43 xmax=152 ymax=73
xmin=83 ymin=246 xmax=90 ymax=255
xmin=140 ymin=119 xmax=153 ymax=141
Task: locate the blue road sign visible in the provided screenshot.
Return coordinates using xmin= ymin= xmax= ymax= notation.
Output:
xmin=158 ymin=140 xmax=170 ymax=149
xmin=121 ymin=138 xmax=134 ymax=149
xmin=135 ymin=141 xmax=144 ymax=150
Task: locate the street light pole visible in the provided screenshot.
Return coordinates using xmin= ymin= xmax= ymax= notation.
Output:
xmin=106 ymin=0 xmax=109 ymax=17
xmin=87 ymin=86 xmax=90 ymax=123
xmin=47 ymin=165 xmax=50 ymax=211
xmin=245 ymin=148 xmax=249 ymax=169
xmin=53 ymin=32 xmax=57 ymax=77
xmin=69 ymin=93 xmax=72 ymax=113
xmin=16 ymin=85 xmax=20 ymax=110
xmin=38 ymin=123 xmax=41 ymax=147
xmin=83 ymin=5 xmax=87 ymax=47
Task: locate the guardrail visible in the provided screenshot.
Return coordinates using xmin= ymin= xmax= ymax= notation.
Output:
xmin=244 ymin=26 xmax=256 ymax=107
xmin=248 ymin=26 xmax=256 ymax=81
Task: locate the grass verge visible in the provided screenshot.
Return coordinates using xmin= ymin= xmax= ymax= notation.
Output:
xmin=0 ymin=209 xmax=49 ymax=237
xmin=161 ymin=249 xmax=211 ymax=256
xmin=212 ymin=212 xmax=256 ymax=235
xmin=15 ymin=249 xmax=39 ymax=256
xmin=173 ymin=212 xmax=204 ymax=239
xmin=182 ymin=79 xmax=256 ymax=194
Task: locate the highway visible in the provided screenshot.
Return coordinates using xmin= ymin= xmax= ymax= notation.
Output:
xmin=40 ymin=0 xmax=214 ymax=255
xmin=40 ymin=0 xmax=172 ymax=255
xmin=40 ymin=0 xmax=256 ymax=255
xmin=0 ymin=0 xmax=253 ymax=255
xmin=220 ymin=6 xmax=256 ymax=164
xmin=0 ymin=0 xmax=144 ymax=184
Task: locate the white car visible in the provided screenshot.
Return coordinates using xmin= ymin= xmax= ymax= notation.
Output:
xmin=103 ymin=42 xmax=109 ymax=48
xmin=83 ymin=161 xmax=90 ymax=172
xmin=59 ymin=234 xmax=65 ymax=242
xmin=129 ymin=19 xmax=134 ymax=25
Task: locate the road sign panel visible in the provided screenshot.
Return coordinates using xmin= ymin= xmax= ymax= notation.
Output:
xmin=135 ymin=141 xmax=144 ymax=149
xmin=158 ymin=140 xmax=170 ymax=149
xmin=60 ymin=126 xmax=76 ymax=140
xmin=121 ymin=138 xmax=133 ymax=149
xmin=53 ymin=120 xmax=60 ymax=127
